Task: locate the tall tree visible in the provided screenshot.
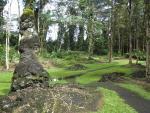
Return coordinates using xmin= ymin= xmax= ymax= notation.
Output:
xmin=108 ymin=0 xmax=115 ymax=63
xmin=145 ymin=0 xmax=150 ymax=80
xmin=128 ymin=0 xmax=133 ymax=64
xmin=5 ymin=0 xmax=12 ymax=70
xmin=87 ymin=0 xmax=95 ymax=58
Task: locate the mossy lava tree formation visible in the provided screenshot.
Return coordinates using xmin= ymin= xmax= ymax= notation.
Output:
xmin=10 ymin=1 xmax=50 ymax=91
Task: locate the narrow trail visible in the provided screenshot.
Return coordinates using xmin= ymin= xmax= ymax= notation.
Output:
xmin=86 ymin=82 xmax=150 ymax=113
xmin=61 ymin=66 xmax=150 ymax=113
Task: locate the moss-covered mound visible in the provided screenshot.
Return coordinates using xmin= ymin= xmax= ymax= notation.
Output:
xmin=0 ymin=85 xmax=101 ymax=113
xmin=131 ymin=70 xmax=146 ymax=78
xmin=66 ymin=64 xmax=87 ymax=71
xmin=100 ymin=72 xmax=125 ymax=82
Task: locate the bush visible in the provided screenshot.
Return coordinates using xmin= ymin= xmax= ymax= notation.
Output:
xmin=133 ymin=50 xmax=146 ymax=61
xmin=125 ymin=50 xmax=146 ymax=61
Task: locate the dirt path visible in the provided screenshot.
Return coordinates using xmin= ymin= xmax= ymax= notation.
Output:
xmin=86 ymin=82 xmax=150 ymax=113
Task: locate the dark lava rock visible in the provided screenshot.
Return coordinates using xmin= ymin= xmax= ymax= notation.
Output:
xmin=11 ymin=36 xmax=50 ymax=92
xmin=0 ymin=85 xmax=101 ymax=113
xmin=100 ymin=72 xmax=125 ymax=82
xmin=20 ymin=15 xmax=34 ymax=34
xmin=66 ymin=64 xmax=87 ymax=71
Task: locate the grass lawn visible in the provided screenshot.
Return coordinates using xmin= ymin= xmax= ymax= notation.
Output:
xmin=76 ymin=60 xmax=135 ymax=84
xmin=47 ymin=67 xmax=86 ymax=78
xmin=118 ymin=82 xmax=150 ymax=100
xmin=91 ymin=88 xmax=137 ymax=113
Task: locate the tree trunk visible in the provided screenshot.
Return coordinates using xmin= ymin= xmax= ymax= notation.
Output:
xmin=108 ymin=0 xmax=115 ymax=63
xmin=118 ymin=28 xmax=121 ymax=55
xmin=17 ymin=0 xmax=21 ymax=47
xmin=88 ymin=20 xmax=94 ymax=59
xmin=129 ymin=33 xmax=132 ymax=64
xmin=136 ymin=39 xmax=139 ymax=50
xmin=108 ymin=36 xmax=113 ymax=63
xmin=128 ymin=0 xmax=132 ymax=64
xmin=5 ymin=0 xmax=12 ymax=70
xmin=143 ymin=40 xmax=145 ymax=51
xmin=5 ymin=20 xmax=10 ymax=70
xmin=77 ymin=25 xmax=84 ymax=50
xmin=146 ymin=41 xmax=150 ymax=80
xmin=145 ymin=1 xmax=150 ymax=81
xmin=5 ymin=32 xmax=9 ymax=70
xmin=87 ymin=1 xmax=94 ymax=59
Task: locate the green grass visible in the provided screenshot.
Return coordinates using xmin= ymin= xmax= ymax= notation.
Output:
xmin=0 ymin=71 xmax=13 ymax=82
xmin=91 ymin=88 xmax=137 ymax=113
xmin=47 ymin=67 xmax=86 ymax=78
xmin=0 ymin=83 xmax=11 ymax=95
xmin=118 ymin=82 xmax=150 ymax=100
xmin=0 ymin=59 xmax=144 ymax=96
xmin=76 ymin=65 xmax=134 ymax=84
xmin=0 ymin=72 xmax=12 ymax=96
xmin=47 ymin=59 xmax=138 ymax=85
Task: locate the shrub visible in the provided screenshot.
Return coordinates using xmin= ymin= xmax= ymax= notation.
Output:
xmin=133 ymin=50 xmax=146 ymax=61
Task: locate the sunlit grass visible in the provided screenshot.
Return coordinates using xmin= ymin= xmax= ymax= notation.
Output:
xmin=47 ymin=67 xmax=86 ymax=78
xmin=0 ymin=72 xmax=12 ymax=82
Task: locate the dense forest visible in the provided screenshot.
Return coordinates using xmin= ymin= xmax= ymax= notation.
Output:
xmin=0 ymin=0 xmax=150 ymax=113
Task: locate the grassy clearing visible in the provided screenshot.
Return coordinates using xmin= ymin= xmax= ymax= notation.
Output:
xmin=76 ymin=64 xmax=134 ymax=84
xmin=91 ymin=88 xmax=137 ymax=113
xmin=118 ymin=82 xmax=150 ymax=100
xmin=48 ymin=59 xmax=137 ymax=80
xmin=0 ymin=59 xmax=144 ymax=96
